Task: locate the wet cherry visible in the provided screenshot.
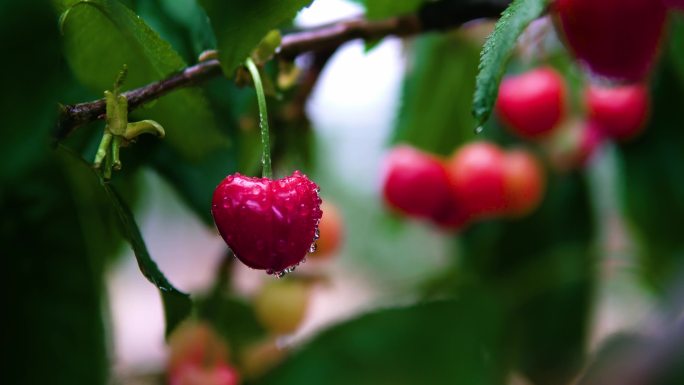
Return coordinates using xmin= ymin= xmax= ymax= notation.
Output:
xmin=211 ymin=171 xmax=322 ymax=275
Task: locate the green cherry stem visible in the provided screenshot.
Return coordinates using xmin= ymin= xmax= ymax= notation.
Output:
xmin=245 ymin=57 xmax=273 ymax=179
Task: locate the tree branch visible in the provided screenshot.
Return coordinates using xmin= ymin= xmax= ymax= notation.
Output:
xmin=56 ymin=0 xmax=508 ymax=140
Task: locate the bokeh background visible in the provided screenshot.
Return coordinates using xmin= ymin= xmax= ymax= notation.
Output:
xmin=3 ymin=0 xmax=684 ymax=384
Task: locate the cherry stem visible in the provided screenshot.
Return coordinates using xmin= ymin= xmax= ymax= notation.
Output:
xmin=245 ymin=58 xmax=273 ymax=179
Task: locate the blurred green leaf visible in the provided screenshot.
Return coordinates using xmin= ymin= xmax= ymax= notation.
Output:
xmin=256 ymin=295 xmax=506 ymax=385
xmin=5 ymin=157 xmax=109 ymax=385
xmin=352 ymin=0 xmax=424 ymax=19
xmin=0 ymin=3 xmax=63 ymax=184
xmin=460 ymin=172 xmax=596 ymax=385
xmin=150 ymin=143 xmax=236 ymax=225
xmin=472 ymin=0 xmax=547 ymax=126
xmin=618 ymin=45 xmax=684 ymax=293
xmin=58 ymin=0 xmax=229 ymax=159
xmin=197 ymin=0 xmax=313 ymax=75
xmin=198 ymin=294 xmax=267 ymax=354
xmin=392 ymin=34 xmax=481 ymax=155
xmin=2 ymin=3 xmax=108 ymax=383
xmin=162 ymin=290 xmax=195 ymax=338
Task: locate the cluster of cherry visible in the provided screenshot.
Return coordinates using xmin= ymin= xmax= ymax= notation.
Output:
xmin=382 ymin=143 xmax=544 ymax=231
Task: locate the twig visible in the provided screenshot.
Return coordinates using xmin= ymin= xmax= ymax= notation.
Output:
xmin=56 ymin=0 xmax=508 ymax=139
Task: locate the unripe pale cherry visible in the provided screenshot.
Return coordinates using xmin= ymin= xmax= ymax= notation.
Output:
xmin=446 ymin=142 xmax=507 ymax=219
xmin=496 ymin=67 xmax=567 ymax=139
xmin=382 ymin=146 xmax=452 ymax=219
xmin=586 ymin=84 xmax=650 ymax=140
xmin=503 ymin=149 xmax=546 ymax=217
xmin=553 ymin=0 xmax=667 ymax=82
xmin=254 ymin=279 xmax=310 ymax=335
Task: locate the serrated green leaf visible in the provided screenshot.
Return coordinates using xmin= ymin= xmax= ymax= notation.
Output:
xmin=472 ymin=0 xmax=548 ymax=126
xmin=198 ymin=0 xmax=314 ymax=75
xmin=58 ymin=0 xmax=228 ymax=159
xmin=256 ymin=295 xmax=506 ymax=385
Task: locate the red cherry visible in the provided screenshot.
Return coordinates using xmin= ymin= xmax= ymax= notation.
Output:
xmin=503 ymin=149 xmax=545 ymax=217
xmin=586 ymin=84 xmax=650 ymax=140
xmin=169 ymin=362 xmax=240 ymax=385
xmin=663 ymin=0 xmax=684 ymax=10
xmin=553 ymin=0 xmax=667 ymax=81
xmin=446 ymin=142 xmax=507 ymax=219
xmin=431 ymin=199 xmax=471 ymax=231
xmin=496 ymin=67 xmax=567 ymax=139
xmin=211 ymin=171 xmax=322 ymax=275
xmin=382 ymin=146 xmax=452 ymax=219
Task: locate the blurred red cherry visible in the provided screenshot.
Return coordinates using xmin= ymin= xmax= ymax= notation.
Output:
xmin=496 ymin=67 xmax=567 ymax=139
xmin=503 ymin=149 xmax=546 ymax=217
xmin=382 ymin=145 xmax=452 ymax=219
xmin=170 ymin=362 xmax=240 ymax=385
xmin=446 ymin=142 xmax=507 ymax=219
xmin=586 ymin=84 xmax=650 ymax=140
xmin=553 ymin=0 xmax=667 ymax=81
xmin=663 ymin=0 xmax=684 ymax=10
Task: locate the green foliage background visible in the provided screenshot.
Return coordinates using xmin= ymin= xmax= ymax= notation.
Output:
xmin=2 ymin=0 xmax=683 ymax=384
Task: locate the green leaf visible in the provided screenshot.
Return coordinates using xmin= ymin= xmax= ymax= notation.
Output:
xmin=102 ymin=180 xmax=193 ymax=336
xmin=618 ymin=45 xmax=684 ymax=293
xmin=256 ymin=295 xmax=506 ymax=385
xmin=392 ymin=35 xmax=481 ymax=155
xmin=198 ymin=294 xmax=267 ymax=354
xmin=352 ymin=0 xmax=424 ymax=19
xmin=472 ymin=0 xmax=548 ymax=126
xmin=100 ymin=180 xmax=183 ymax=292
xmin=459 ymin=172 xmax=596 ymax=385
xmin=198 ymin=0 xmax=314 ymax=75
xmin=150 ymin=143 xmax=237 ymax=225
xmin=58 ymin=0 xmax=229 ymax=159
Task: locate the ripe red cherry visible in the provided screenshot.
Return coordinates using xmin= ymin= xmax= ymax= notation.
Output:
xmin=495 ymin=67 xmax=567 ymax=139
xmin=503 ymin=149 xmax=545 ymax=217
xmin=382 ymin=145 xmax=452 ymax=219
xmin=211 ymin=171 xmax=322 ymax=275
xmin=586 ymin=84 xmax=650 ymax=140
xmin=170 ymin=362 xmax=240 ymax=385
xmin=553 ymin=0 xmax=667 ymax=81
xmin=663 ymin=0 xmax=684 ymax=10
xmin=446 ymin=142 xmax=507 ymax=219
xmin=431 ymin=199 xmax=471 ymax=231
